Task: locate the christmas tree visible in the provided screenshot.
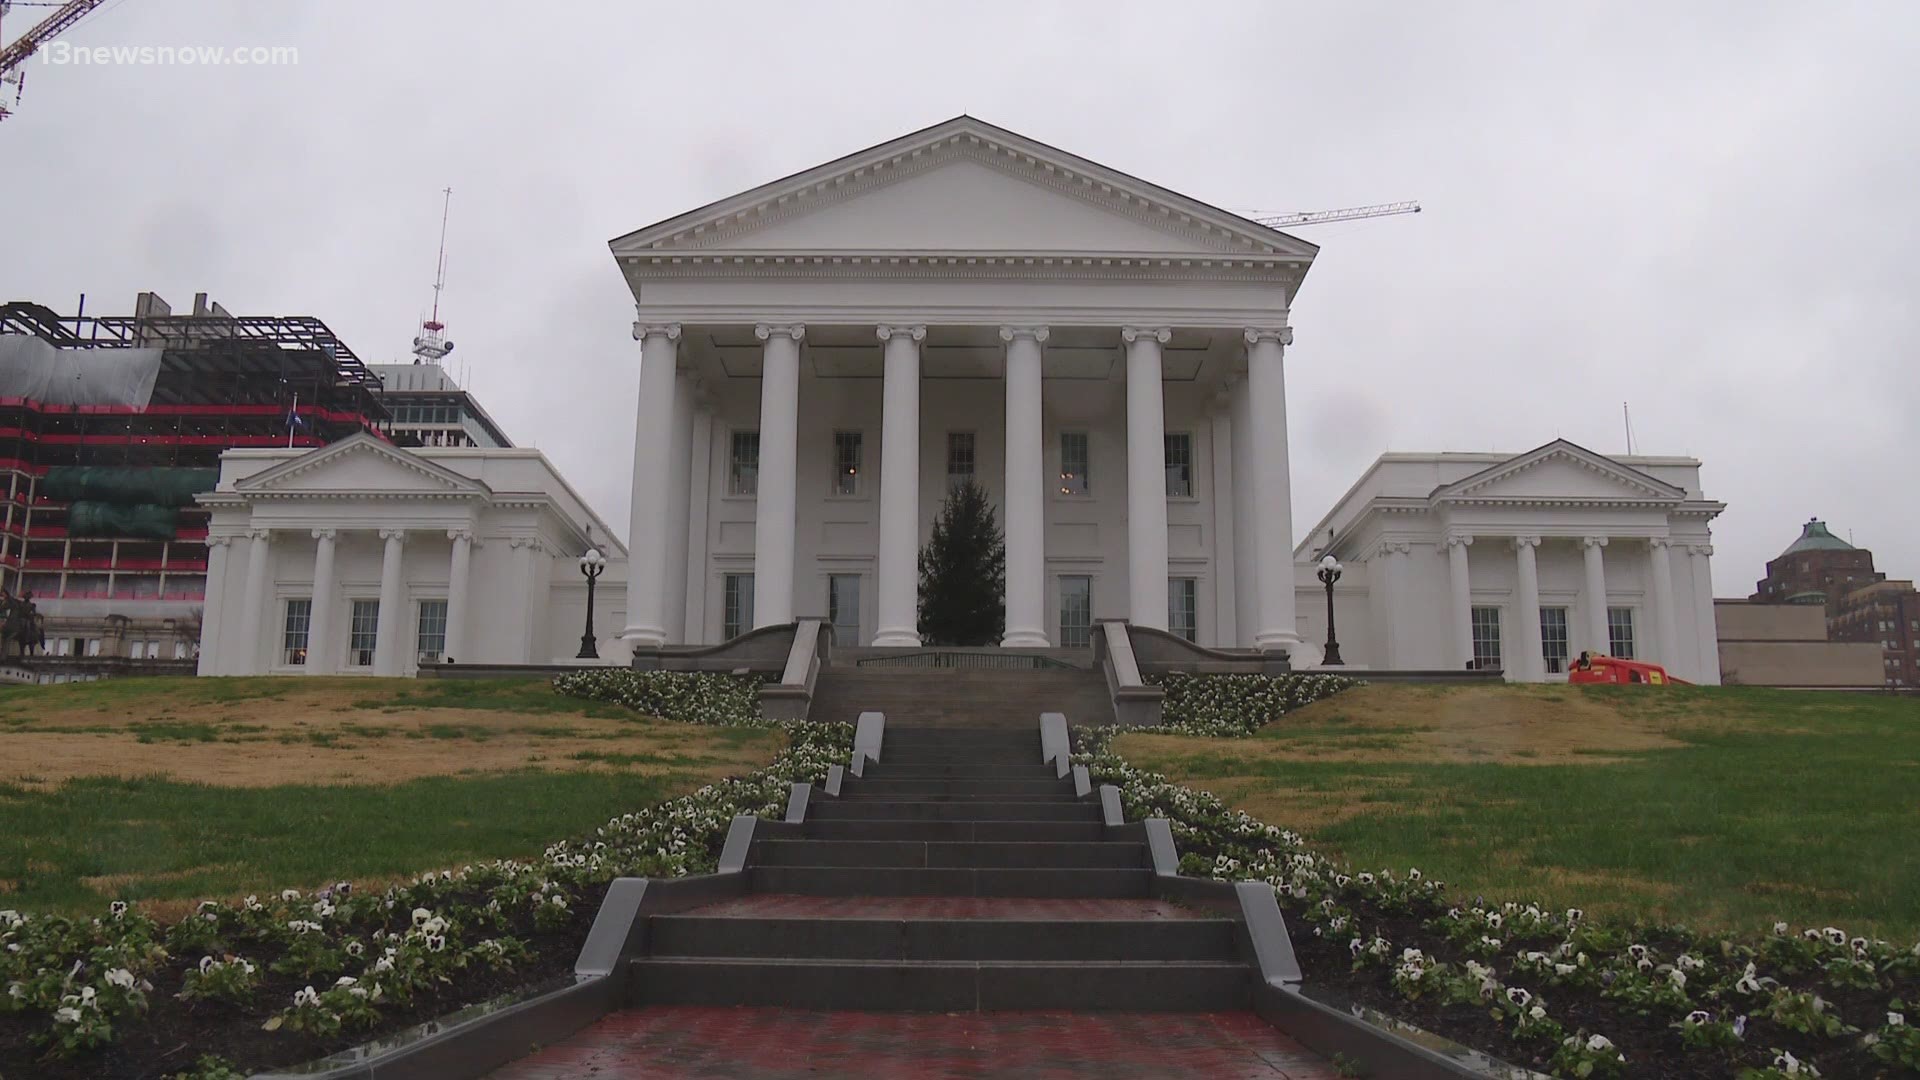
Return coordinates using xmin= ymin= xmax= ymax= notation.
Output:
xmin=916 ymin=479 xmax=1007 ymax=645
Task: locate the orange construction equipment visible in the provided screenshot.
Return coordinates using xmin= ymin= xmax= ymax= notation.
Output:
xmin=1567 ymin=652 xmax=1688 ymax=686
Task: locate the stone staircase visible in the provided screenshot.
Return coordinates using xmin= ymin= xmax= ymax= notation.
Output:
xmin=808 ymin=668 xmax=1114 ymax=727
xmin=624 ymin=726 xmax=1249 ymax=1010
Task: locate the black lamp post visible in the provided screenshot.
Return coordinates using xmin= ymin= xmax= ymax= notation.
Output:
xmin=576 ymin=548 xmax=607 ymax=659
xmin=1317 ymin=554 xmax=1345 ymax=666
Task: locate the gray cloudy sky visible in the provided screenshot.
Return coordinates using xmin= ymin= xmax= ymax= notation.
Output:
xmin=3 ymin=1 xmax=1916 ymax=593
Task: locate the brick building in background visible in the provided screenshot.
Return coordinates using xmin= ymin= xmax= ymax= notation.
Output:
xmin=1750 ymin=518 xmax=1918 ymax=690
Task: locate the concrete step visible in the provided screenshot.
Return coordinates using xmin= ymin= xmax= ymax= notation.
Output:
xmin=749 ymin=839 xmax=1149 ymax=869
xmin=749 ymin=866 xmax=1153 ymax=898
xmin=793 ymin=819 xmax=1110 ymax=843
xmin=627 ymin=957 xmax=1250 ymax=1011
xmin=861 ymin=764 xmax=1059 ymax=780
xmin=645 ymin=916 xmax=1238 ymax=962
xmin=807 ymin=800 xmax=1104 ymax=822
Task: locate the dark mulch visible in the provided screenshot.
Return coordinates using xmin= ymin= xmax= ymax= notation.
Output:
xmin=0 ymin=881 xmax=609 ymax=1080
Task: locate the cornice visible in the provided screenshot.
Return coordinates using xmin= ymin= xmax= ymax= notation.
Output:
xmin=619 ymin=252 xmax=1299 ymax=286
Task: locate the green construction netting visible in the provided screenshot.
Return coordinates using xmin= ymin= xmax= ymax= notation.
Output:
xmin=67 ymin=501 xmax=179 ymax=541
xmin=41 ymin=466 xmax=219 ymax=507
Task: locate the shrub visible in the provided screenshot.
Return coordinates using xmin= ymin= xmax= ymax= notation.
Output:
xmin=552 ymin=670 xmax=766 ymax=726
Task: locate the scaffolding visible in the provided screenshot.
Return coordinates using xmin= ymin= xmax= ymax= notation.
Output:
xmin=0 ymin=298 xmax=390 ymax=602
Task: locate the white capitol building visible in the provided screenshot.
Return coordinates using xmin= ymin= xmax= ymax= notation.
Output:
xmin=194 ymin=117 xmax=1724 ymax=684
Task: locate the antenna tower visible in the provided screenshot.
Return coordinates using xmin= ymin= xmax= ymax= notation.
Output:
xmin=411 ymin=187 xmax=455 ymax=364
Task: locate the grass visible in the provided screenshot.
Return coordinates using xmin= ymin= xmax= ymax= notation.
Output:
xmin=0 ymin=771 xmax=711 ymax=915
xmin=1118 ymin=684 xmax=1920 ymax=938
xmin=0 ymin=676 xmax=782 ymax=916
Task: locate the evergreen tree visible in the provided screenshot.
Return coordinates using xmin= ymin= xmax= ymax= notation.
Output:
xmin=916 ymin=479 xmax=1006 ymax=645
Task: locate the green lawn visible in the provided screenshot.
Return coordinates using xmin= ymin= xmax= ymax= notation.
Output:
xmin=0 ymin=677 xmax=779 ymax=916
xmin=1119 ymin=684 xmax=1920 ymax=939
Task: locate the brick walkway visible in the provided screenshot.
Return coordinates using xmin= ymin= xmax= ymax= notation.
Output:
xmin=486 ymin=1007 xmax=1339 ymax=1079
xmin=683 ymin=894 xmax=1207 ymax=920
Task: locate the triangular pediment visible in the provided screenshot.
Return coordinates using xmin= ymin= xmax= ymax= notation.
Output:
xmin=609 ymin=116 xmax=1318 ymax=261
xmin=235 ymin=433 xmax=489 ymax=498
xmin=1433 ymin=440 xmax=1686 ymax=503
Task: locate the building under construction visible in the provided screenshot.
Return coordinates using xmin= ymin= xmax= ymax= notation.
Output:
xmin=0 ymin=291 xmax=391 ymax=666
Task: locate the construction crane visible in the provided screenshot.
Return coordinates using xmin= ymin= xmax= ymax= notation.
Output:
xmin=1248 ymin=201 xmax=1422 ymax=230
xmin=0 ymin=0 xmax=111 ymax=123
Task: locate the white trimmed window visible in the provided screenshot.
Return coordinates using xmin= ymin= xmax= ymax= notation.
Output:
xmin=1540 ymin=607 xmax=1570 ymax=674
xmin=1470 ymin=606 xmax=1502 ymax=670
xmin=1168 ymin=577 xmax=1198 ymax=642
xmin=832 ymin=431 xmax=863 ymax=496
xmin=1059 ymin=575 xmax=1093 ymax=648
xmin=417 ymin=599 xmax=449 ymax=664
xmin=946 ymin=432 xmax=976 ymax=489
xmin=729 ymin=431 xmax=760 ymax=496
xmin=347 ymin=600 xmax=379 ymax=667
xmin=828 ymin=574 xmax=861 ymax=645
xmin=723 ymin=574 xmax=754 ymax=640
xmin=282 ymin=598 xmax=311 ymax=666
xmin=1059 ymin=432 xmax=1089 ymax=496
xmin=1164 ymin=433 xmax=1193 ymax=497
xmin=1607 ymin=607 xmax=1636 ymax=659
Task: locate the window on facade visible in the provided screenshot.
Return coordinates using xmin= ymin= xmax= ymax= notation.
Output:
xmin=348 ymin=600 xmax=380 ymax=667
xmin=1059 ymin=575 xmax=1093 ymax=648
xmin=282 ymin=598 xmax=311 ymax=666
xmin=85 ymin=637 xmax=101 ymax=657
xmin=1059 ymin=432 xmax=1089 ymax=495
xmin=723 ymin=574 xmax=755 ymax=640
xmin=828 ymin=574 xmax=861 ymax=645
xmin=1540 ymin=607 xmax=1570 ymax=673
xmin=946 ymin=432 xmax=976 ymax=489
xmin=832 ymin=432 xmax=863 ymax=496
xmin=1164 ymin=433 xmax=1193 ymax=497
xmin=416 ymin=599 xmax=449 ymax=664
xmin=729 ymin=431 xmax=760 ymax=496
xmin=1470 ymin=606 xmax=1502 ymax=670
xmin=1168 ymin=577 xmax=1198 ymax=642
xmin=1607 ymin=607 xmax=1636 ymax=659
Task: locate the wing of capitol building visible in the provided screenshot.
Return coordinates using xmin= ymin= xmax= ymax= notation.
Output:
xmin=5 ymin=117 xmax=1729 ymax=688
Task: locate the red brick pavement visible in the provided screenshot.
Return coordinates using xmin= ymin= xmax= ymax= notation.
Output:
xmin=680 ymin=895 xmax=1209 ymax=920
xmin=486 ymin=1007 xmax=1339 ymax=1079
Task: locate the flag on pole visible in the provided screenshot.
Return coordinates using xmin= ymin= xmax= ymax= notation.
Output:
xmin=286 ymin=392 xmax=307 ymax=447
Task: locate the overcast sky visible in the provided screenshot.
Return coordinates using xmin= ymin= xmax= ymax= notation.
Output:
xmin=3 ymin=1 xmax=1915 ymax=593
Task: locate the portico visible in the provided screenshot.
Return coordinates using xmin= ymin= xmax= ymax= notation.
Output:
xmin=611 ymin=117 xmax=1312 ymax=652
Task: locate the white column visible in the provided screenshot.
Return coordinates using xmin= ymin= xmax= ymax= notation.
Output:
xmin=1381 ymin=541 xmax=1413 ymax=666
xmin=509 ymin=538 xmax=538 ymax=662
xmin=1689 ymin=543 xmax=1722 ymax=684
xmin=622 ymin=321 xmax=681 ymax=647
xmin=196 ymin=535 xmax=232 ymax=676
xmin=664 ymin=371 xmax=697 ymax=644
xmin=1581 ymin=536 xmax=1610 ymax=655
xmin=374 ymin=528 xmax=406 ymax=676
xmin=1512 ymin=536 xmax=1544 ymax=681
xmin=874 ymin=324 xmax=926 ymax=645
xmin=682 ymin=406 xmax=714 ymax=643
xmin=1207 ymin=398 xmax=1237 ymax=646
xmin=1445 ymin=535 xmax=1474 ymax=669
xmin=753 ymin=324 xmax=804 ymax=627
xmin=306 ymin=529 xmax=338 ymax=674
xmin=1228 ymin=376 xmax=1256 ymax=646
xmin=1000 ymin=326 xmax=1049 ymax=647
xmin=1648 ymin=537 xmax=1679 ymax=670
xmin=1122 ymin=326 xmax=1171 ymax=631
xmin=237 ymin=529 xmax=271 ymax=676
xmin=1246 ymin=328 xmax=1298 ymax=651
xmin=445 ymin=528 xmax=473 ymax=664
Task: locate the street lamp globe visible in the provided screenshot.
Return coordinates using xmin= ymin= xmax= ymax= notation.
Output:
xmin=579 ymin=548 xmax=606 ymax=574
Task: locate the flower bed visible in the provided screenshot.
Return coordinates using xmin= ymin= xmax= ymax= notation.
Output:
xmin=1149 ymin=671 xmax=1363 ymax=737
xmin=0 ymin=675 xmax=851 ymax=1080
xmin=1076 ymin=725 xmax=1920 ymax=1079
xmin=552 ymin=669 xmax=768 ymax=726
